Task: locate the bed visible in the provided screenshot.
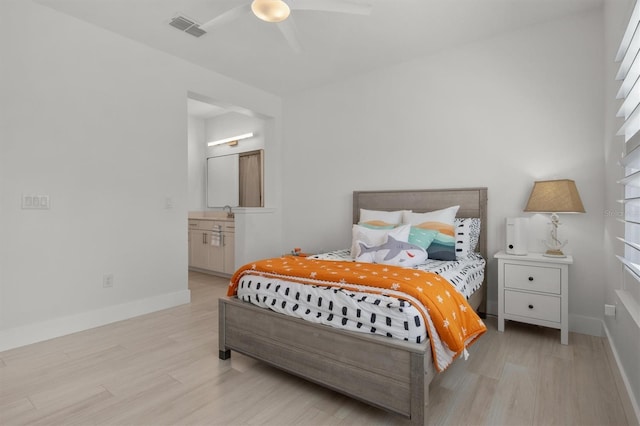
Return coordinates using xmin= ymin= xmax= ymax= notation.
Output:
xmin=218 ymin=187 xmax=488 ymax=425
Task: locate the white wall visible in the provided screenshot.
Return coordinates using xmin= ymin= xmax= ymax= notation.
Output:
xmin=604 ymin=0 xmax=640 ymax=418
xmin=283 ymin=9 xmax=605 ymax=335
xmin=0 ymin=0 xmax=282 ymax=350
xmin=188 ymin=116 xmax=206 ymax=211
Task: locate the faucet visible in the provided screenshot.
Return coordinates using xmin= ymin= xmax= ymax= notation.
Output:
xmin=223 ymin=205 xmax=233 ymax=218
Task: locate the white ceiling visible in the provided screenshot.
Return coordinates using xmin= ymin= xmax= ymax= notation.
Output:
xmin=36 ymin=0 xmax=602 ymax=96
xmin=187 ymin=98 xmax=230 ymax=118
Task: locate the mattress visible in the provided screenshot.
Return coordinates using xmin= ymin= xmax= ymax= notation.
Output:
xmin=237 ymin=276 xmax=429 ymax=343
xmin=236 ymin=251 xmax=485 ymax=344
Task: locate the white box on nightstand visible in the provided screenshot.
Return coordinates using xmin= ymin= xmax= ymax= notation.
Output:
xmin=494 ymin=251 xmax=573 ymax=344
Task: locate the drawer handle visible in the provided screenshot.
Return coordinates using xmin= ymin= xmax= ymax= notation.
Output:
xmin=528 ymin=276 xmax=534 ymax=282
xmin=528 ymin=304 xmax=534 ymax=309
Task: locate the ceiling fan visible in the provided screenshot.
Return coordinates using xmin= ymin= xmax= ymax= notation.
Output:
xmin=169 ymin=0 xmax=373 ymax=53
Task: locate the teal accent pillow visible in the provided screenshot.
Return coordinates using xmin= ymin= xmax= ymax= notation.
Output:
xmin=404 ymin=206 xmax=460 ymax=261
xmin=425 ymin=235 xmax=457 ymax=261
xmin=359 ymin=223 xmax=396 ymax=230
xmin=408 ymin=227 xmax=439 ymax=250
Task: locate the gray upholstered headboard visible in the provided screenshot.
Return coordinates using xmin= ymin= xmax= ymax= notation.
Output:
xmin=353 ymin=187 xmax=488 ymax=314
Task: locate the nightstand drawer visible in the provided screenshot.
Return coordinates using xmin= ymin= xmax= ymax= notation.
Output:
xmin=504 ymin=290 xmax=561 ymax=323
xmin=504 ymin=264 xmax=561 ymax=294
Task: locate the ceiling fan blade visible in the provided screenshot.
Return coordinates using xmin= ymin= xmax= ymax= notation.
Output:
xmin=276 ymin=17 xmax=302 ymax=53
xmin=289 ymin=0 xmax=373 ymax=15
xmin=199 ymin=3 xmax=252 ymax=31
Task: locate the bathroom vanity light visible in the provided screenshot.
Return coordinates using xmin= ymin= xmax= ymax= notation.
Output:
xmin=207 ymin=132 xmax=254 ymax=147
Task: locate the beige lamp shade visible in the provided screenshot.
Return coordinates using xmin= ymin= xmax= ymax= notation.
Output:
xmin=524 ymin=179 xmax=586 ymax=213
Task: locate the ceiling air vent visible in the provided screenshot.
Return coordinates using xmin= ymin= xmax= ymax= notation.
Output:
xmin=169 ymin=15 xmax=207 ymax=38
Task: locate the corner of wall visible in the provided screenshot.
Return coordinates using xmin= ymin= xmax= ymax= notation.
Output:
xmin=569 ymin=314 xmax=604 ymax=337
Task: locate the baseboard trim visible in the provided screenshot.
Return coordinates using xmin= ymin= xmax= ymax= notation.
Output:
xmin=188 ymin=266 xmax=231 ymax=278
xmin=603 ymin=323 xmax=640 ymax=425
xmin=568 ymin=313 xmax=604 ymax=337
xmin=0 ymin=289 xmax=191 ymax=352
xmin=486 ymin=300 xmax=498 ymax=316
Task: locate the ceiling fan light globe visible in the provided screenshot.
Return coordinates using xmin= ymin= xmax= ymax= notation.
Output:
xmin=251 ymin=0 xmax=290 ymax=23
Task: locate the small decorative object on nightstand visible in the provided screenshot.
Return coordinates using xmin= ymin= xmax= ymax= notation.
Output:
xmin=495 ymin=251 xmax=572 ymax=344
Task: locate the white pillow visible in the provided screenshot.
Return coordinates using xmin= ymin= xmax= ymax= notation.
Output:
xmin=350 ymin=224 xmax=411 ymax=258
xmin=402 ymin=205 xmax=460 ymax=226
xmin=356 ymin=236 xmax=428 ymax=267
xmin=359 ymin=209 xmax=410 ymax=227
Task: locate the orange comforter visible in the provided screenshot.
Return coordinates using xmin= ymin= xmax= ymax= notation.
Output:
xmin=228 ymin=256 xmax=486 ymax=371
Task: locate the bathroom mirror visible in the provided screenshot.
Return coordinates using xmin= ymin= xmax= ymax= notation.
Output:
xmin=207 ymin=154 xmax=239 ymax=207
xmin=206 ymin=150 xmax=263 ymax=208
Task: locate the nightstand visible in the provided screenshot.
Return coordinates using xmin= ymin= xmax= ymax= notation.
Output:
xmin=494 ymin=251 xmax=572 ymax=344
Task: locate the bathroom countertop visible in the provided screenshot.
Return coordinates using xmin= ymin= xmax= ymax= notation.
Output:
xmin=188 ymin=216 xmax=234 ymax=222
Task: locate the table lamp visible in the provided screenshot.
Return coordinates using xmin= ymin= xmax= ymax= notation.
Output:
xmin=523 ymin=179 xmax=585 ymax=257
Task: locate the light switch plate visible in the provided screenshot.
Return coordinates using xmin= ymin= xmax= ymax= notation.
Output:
xmin=22 ymin=194 xmax=50 ymax=209
xmin=22 ymin=195 xmax=33 ymax=208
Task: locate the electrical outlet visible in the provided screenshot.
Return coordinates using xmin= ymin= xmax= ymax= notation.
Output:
xmin=604 ymin=304 xmax=616 ymax=317
xmin=103 ymin=274 xmax=114 ymax=288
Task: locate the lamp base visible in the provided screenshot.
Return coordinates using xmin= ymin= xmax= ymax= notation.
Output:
xmin=543 ymin=249 xmax=566 ymax=258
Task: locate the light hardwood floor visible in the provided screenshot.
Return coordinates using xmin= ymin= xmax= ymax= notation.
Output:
xmin=0 ymin=271 xmax=634 ymax=426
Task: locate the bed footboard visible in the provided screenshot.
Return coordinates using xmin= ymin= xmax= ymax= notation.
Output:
xmin=219 ymin=296 xmax=434 ymax=425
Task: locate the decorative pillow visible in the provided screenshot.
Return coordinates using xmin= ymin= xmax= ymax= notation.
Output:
xmin=350 ymin=224 xmax=411 ymax=258
xmin=454 ymin=218 xmax=481 ymax=259
xmin=356 ymin=236 xmax=428 ymax=267
xmin=403 ymin=206 xmax=460 ymax=261
xmin=358 ymin=223 xmax=395 ymax=230
xmin=359 ymin=209 xmax=410 ymax=227
xmin=408 ymin=227 xmax=439 ymax=250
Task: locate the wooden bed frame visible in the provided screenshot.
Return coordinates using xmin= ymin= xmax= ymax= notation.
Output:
xmin=219 ymin=187 xmax=488 ymax=425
